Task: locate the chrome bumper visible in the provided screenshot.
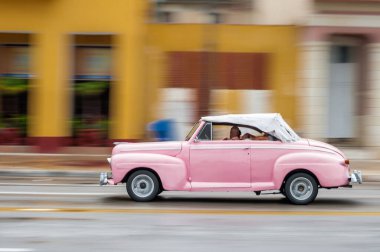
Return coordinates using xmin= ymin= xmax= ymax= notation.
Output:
xmin=99 ymin=172 xmax=112 ymax=186
xmin=350 ymin=170 xmax=363 ymax=184
xmin=100 ymin=157 xmax=113 ymax=186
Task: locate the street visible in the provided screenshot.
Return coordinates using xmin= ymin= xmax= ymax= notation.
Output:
xmin=0 ymin=179 xmax=380 ymax=252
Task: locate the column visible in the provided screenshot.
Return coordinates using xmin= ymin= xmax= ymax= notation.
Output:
xmin=110 ymin=0 xmax=148 ymax=141
xmin=364 ymin=43 xmax=380 ymax=146
xmin=297 ymin=41 xmax=330 ymax=140
xmin=28 ymin=32 xmax=70 ymax=151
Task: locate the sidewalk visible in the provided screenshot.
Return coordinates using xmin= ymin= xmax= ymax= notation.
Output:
xmin=0 ymin=147 xmax=110 ymax=182
xmin=0 ymin=146 xmax=110 ymax=171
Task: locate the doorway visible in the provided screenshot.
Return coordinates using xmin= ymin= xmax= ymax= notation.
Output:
xmin=328 ymin=37 xmax=361 ymax=140
xmin=0 ymin=33 xmax=31 ymax=145
xmin=71 ymin=35 xmax=113 ymax=146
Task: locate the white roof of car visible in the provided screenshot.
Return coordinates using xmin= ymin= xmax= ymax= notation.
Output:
xmin=201 ymin=113 xmax=300 ymax=142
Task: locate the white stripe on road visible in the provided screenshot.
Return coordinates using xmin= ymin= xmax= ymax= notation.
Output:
xmin=0 ymin=191 xmax=380 ymax=199
xmin=1 ymin=207 xmax=380 ymax=216
xmin=0 ymin=249 xmax=34 ymax=252
xmin=17 ymin=208 xmax=58 ymax=212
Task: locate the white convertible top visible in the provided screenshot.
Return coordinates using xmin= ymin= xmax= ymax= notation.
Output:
xmin=201 ymin=113 xmax=300 ymax=142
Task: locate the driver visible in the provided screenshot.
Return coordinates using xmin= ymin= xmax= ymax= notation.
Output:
xmin=223 ymin=126 xmax=241 ymax=140
xmin=224 ymin=126 xmax=271 ymax=140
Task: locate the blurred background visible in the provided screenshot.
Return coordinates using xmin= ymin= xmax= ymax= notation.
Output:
xmin=0 ymin=0 xmax=379 ymax=154
xmin=1 ymin=3 xmax=380 ymax=250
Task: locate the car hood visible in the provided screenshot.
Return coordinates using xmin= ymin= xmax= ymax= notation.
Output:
xmin=112 ymin=141 xmax=183 ymax=156
xmin=307 ymin=139 xmax=346 ymax=159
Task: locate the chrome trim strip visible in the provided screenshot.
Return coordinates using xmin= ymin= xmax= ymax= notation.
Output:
xmin=211 ymin=123 xmax=213 ymax=141
xmin=191 ymin=145 xmax=251 ymax=150
xmin=250 ymin=146 xmax=330 ymax=150
xmin=190 ymin=145 xmax=336 ymax=154
xmin=250 ymin=146 xmax=337 ymax=154
xmin=120 ymin=147 xmax=181 ymax=152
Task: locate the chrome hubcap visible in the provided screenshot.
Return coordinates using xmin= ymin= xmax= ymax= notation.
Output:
xmin=289 ymin=177 xmax=313 ymax=201
xmin=131 ymin=175 xmax=154 ymax=198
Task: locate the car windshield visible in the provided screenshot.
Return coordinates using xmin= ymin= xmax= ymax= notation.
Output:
xmin=185 ymin=122 xmax=200 ymax=141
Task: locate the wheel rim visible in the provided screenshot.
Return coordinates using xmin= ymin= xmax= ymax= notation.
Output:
xmin=131 ymin=174 xmax=155 ymax=198
xmin=289 ymin=177 xmax=313 ymax=201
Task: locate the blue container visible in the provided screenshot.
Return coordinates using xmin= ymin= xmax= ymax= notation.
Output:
xmin=148 ymin=119 xmax=175 ymax=141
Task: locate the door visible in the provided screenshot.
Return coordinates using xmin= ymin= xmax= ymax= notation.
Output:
xmin=189 ymin=123 xmax=251 ymax=189
xmin=328 ymin=44 xmax=357 ymax=138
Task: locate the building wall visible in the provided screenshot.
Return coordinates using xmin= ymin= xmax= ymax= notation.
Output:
xmin=252 ymin=0 xmax=313 ymax=25
xmin=299 ymin=2 xmax=380 ymax=146
xmin=0 ymin=0 xmax=149 ymax=150
xmin=0 ymin=1 xmax=300 ymax=149
xmin=147 ymin=24 xmax=299 ymax=129
xmin=154 ymin=0 xmax=313 ymax=25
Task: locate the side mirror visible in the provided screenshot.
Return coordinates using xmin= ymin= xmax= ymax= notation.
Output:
xmin=193 ymin=136 xmax=199 ymax=143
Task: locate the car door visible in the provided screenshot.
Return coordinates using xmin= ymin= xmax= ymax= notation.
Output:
xmin=189 ymin=123 xmax=251 ymax=190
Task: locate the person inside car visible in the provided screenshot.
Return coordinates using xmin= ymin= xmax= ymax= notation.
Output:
xmin=241 ymin=131 xmax=270 ymax=140
xmin=223 ymin=126 xmax=241 ymax=140
xmin=224 ymin=126 xmax=271 ymax=140
xmin=229 ymin=126 xmax=241 ymax=140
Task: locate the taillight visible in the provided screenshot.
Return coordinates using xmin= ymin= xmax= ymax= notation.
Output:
xmin=345 ymin=159 xmax=350 ymax=165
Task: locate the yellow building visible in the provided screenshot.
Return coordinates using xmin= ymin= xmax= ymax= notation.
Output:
xmin=147 ymin=24 xmax=298 ymax=139
xmin=0 ymin=0 xmax=298 ymax=151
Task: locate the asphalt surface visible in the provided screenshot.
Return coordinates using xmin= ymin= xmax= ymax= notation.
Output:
xmin=0 ymin=177 xmax=380 ymax=252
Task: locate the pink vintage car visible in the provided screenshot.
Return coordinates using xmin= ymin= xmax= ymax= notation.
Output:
xmin=100 ymin=113 xmax=362 ymax=205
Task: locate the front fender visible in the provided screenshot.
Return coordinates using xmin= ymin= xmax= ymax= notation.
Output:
xmin=273 ymin=151 xmax=349 ymax=189
xmin=111 ymin=153 xmax=190 ymax=190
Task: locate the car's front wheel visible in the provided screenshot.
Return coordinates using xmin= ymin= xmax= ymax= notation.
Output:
xmin=126 ymin=170 xmax=160 ymax=202
xmin=284 ymin=173 xmax=318 ymax=205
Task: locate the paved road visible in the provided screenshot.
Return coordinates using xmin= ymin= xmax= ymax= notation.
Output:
xmin=0 ymin=182 xmax=380 ymax=252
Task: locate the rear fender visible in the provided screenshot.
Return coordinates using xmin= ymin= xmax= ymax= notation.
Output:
xmin=273 ymin=151 xmax=348 ymax=188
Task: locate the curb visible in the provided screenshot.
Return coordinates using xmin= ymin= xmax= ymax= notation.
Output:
xmin=0 ymin=169 xmax=99 ymax=178
xmin=363 ymin=175 xmax=380 ymax=183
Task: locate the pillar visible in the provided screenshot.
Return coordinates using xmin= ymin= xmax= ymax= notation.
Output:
xmin=364 ymin=42 xmax=380 ymax=146
xmin=29 ymin=32 xmax=70 ymax=151
xmin=110 ymin=0 xmax=148 ymax=141
xmin=298 ymin=41 xmax=330 ymax=140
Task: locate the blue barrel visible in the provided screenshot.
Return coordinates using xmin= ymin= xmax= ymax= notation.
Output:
xmin=148 ymin=119 xmax=176 ymax=141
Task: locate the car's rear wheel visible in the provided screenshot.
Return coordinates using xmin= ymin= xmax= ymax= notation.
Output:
xmin=126 ymin=170 xmax=160 ymax=202
xmin=284 ymin=173 xmax=318 ymax=205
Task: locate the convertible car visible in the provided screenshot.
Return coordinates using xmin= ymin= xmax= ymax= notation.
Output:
xmin=100 ymin=113 xmax=362 ymax=205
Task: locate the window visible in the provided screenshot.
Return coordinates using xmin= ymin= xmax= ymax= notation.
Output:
xmin=194 ymin=122 xmax=278 ymax=141
xmin=201 ymin=123 xmax=277 ymax=141
xmin=212 ymin=124 xmax=262 ymax=140
xmin=331 ymin=45 xmax=356 ymax=63
xmin=156 ymin=11 xmax=173 ymax=23
xmin=197 ymin=122 xmax=212 ymax=140
xmin=167 ymin=52 xmax=269 ymax=90
xmin=209 ymin=12 xmax=223 ymax=24
xmin=0 ymin=37 xmax=31 ymax=145
xmin=72 ymin=35 xmax=113 ymax=146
